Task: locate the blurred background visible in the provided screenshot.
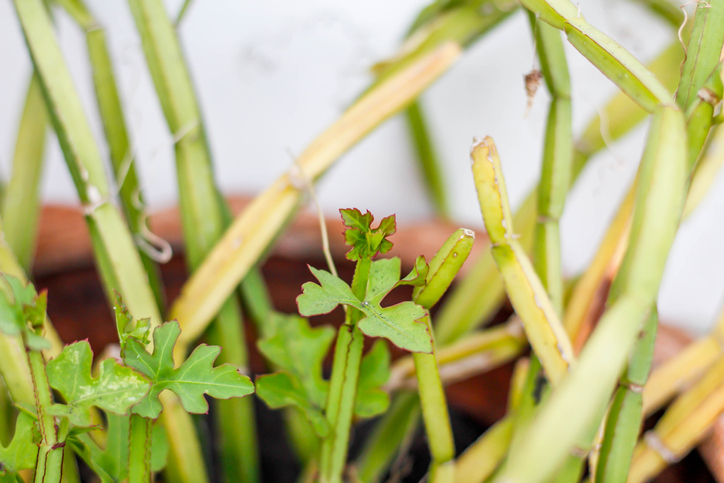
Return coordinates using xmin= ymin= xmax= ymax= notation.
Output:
xmin=1 ymin=0 xmax=723 ymax=334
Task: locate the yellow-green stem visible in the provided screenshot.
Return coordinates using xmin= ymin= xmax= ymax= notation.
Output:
xmin=319 ymin=257 xmax=370 ymax=483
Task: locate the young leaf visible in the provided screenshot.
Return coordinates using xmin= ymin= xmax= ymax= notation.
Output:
xmin=340 ymin=208 xmax=396 ymax=261
xmin=46 ymin=342 xmax=150 ymax=427
xmin=0 ymin=412 xmax=39 ymax=478
xmin=0 ymin=275 xmax=50 ymax=351
xmin=297 ymin=263 xmax=432 ymax=353
xmin=123 ymin=321 xmax=254 ymax=419
xmin=114 ymin=293 xmax=150 ymax=349
xmin=255 ymin=314 xmax=335 ymax=437
xmin=355 ymin=340 xmax=391 ymax=418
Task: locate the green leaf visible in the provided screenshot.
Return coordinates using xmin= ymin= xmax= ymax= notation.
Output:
xmin=340 ymin=208 xmax=396 ymax=261
xmin=46 ymin=342 xmax=150 ymax=427
xmin=124 ymin=321 xmax=254 ymax=419
xmin=255 ymin=372 xmax=329 ymax=437
xmin=355 ymin=340 xmax=391 ymax=418
xmin=0 ymin=412 xmax=38 ymax=478
xmin=297 ymin=262 xmax=432 ymax=353
xmin=365 ymin=258 xmax=403 ymax=301
xmin=357 ymin=302 xmax=431 ymax=353
xmin=0 ymin=275 xmax=50 ymax=351
xmin=340 ymin=208 xmax=373 ymax=233
xmin=0 ymin=472 xmax=21 ymax=483
xmin=256 ymin=314 xmax=334 ymax=437
xmin=69 ymin=414 xmax=168 ymax=482
xmin=114 ymin=293 xmax=151 ymax=349
xmin=258 ymin=314 xmax=333 ymax=408
xmin=297 ymin=266 xmax=359 ymax=317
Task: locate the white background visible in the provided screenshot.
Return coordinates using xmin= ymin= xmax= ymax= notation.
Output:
xmin=1 ymin=0 xmax=723 ymax=334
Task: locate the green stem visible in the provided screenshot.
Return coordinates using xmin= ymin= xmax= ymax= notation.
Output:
xmin=235 ymin=258 xmax=318 ymax=465
xmin=27 ymin=346 xmax=63 ymax=483
xmin=586 ymin=57 xmax=719 ymax=483
xmin=0 ymin=377 xmax=9 ymax=445
xmin=493 ymin=105 xmax=687 ymax=483
xmin=413 ymin=348 xmax=454 ymax=482
xmin=404 ymin=100 xmax=449 ymax=219
xmin=0 ymin=220 xmax=65 ymax=415
xmin=320 ymin=257 xmax=370 ymax=483
xmin=471 ymin=137 xmax=574 ymax=385
xmin=356 ymin=38 xmax=684 ymax=482
xmin=205 ymin=298 xmax=258 ymax=483
xmin=411 ymin=229 xmax=474 ymax=482
xmin=175 ymin=0 xmax=194 ymax=25
xmin=125 ymin=0 xmax=259 ymax=478
xmin=2 ymin=73 xmax=47 ymax=273
xmin=353 ymin=392 xmax=420 ymax=483
xmin=127 ymin=414 xmax=152 ymax=483
xmin=64 ymin=1 xmax=167 ymax=311
xmin=595 ymin=311 xmax=657 ymax=482
xmin=676 ymin=0 xmax=724 ymax=109
xmin=371 ymin=0 xmax=517 ymax=85
xmin=238 ymin=268 xmax=275 ymax=338
xmin=434 ymin=192 xmax=537 ymax=345
xmin=524 ymin=14 xmax=581 ymax=483
xmin=11 ymin=0 xmax=162 ymax=333
xmin=456 ymin=416 xmax=514 ymax=483
xmin=684 ymin=64 xmax=723 ymax=171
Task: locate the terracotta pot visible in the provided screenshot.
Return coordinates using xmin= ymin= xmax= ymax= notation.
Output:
xmin=31 ymin=198 xmax=719 ymax=482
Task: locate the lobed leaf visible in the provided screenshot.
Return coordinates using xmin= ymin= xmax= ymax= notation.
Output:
xmin=297 ymin=266 xmax=359 ymax=317
xmin=114 ymin=293 xmax=151 ymax=349
xmin=257 ymin=314 xmax=333 ymax=410
xmin=365 ymin=258 xmax=402 ymax=302
xmin=256 ymin=313 xmax=390 ymax=432
xmin=357 ymin=302 xmax=431 ymax=353
xmin=297 ymin=262 xmax=432 ymax=353
xmin=46 ymin=341 xmax=150 ymax=427
xmin=123 ymin=321 xmax=254 ymax=419
xmin=256 ymin=314 xmax=333 ymax=436
xmin=340 ymin=208 xmax=396 ymax=261
xmin=340 ymin=208 xmax=373 ymax=233
xmin=0 ymin=275 xmax=50 ymax=351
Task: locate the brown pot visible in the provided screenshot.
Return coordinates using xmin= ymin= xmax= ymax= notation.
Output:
xmin=32 ymin=198 xmax=720 ymax=482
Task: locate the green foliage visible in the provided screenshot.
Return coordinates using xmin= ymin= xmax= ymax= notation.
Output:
xmin=123 ymin=321 xmax=255 ymax=419
xmin=256 ymin=314 xmax=392 ymax=436
xmin=0 ymin=412 xmax=38 ymax=480
xmin=114 ymin=293 xmax=151 ymax=348
xmin=340 ymin=208 xmax=396 ymax=261
xmin=355 ymin=340 xmax=391 ymax=417
xmin=297 ymin=260 xmax=432 ymax=353
xmin=0 ymin=275 xmax=50 ymax=351
xmin=256 ymin=314 xmax=335 ymax=436
xmin=46 ymin=342 xmax=149 ymax=427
